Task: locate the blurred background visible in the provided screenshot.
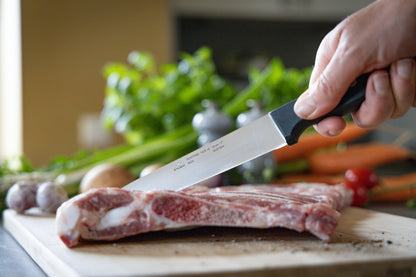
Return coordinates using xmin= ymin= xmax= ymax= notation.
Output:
xmin=1 ymin=0 xmax=414 ymax=167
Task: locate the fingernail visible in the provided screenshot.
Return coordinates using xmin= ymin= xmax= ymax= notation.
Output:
xmin=328 ymin=129 xmax=343 ymax=136
xmin=294 ymin=93 xmax=316 ymax=118
xmin=397 ymin=58 xmax=414 ymax=79
xmin=373 ymin=72 xmax=390 ymax=95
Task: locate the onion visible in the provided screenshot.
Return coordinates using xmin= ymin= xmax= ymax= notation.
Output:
xmin=140 ymin=164 xmax=163 ymax=178
xmin=36 ymin=181 xmax=68 ymax=213
xmin=6 ymin=181 xmax=38 ymax=213
xmin=79 ymin=164 xmax=136 ymax=193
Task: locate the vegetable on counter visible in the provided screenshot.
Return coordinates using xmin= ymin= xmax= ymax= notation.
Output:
xmin=102 ymin=47 xmax=236 ymax=145
xmin=345 ymin=181 xmax=369 ymax=207
xmin=79 ymin=164 xmax=136 ymax=193
xmin=307 ymin=143 xmax=412 ymax=174
xmin=344 ymin=167 xmax=379 ymax=207
xmin=272 ymin=123 xmax=369 ymax=163
xmin=370 ymin=172 xmax=416 ymax=203
xmin=140 ymin=164 xmax=163 ymax=178
xmin=274 ymin=173 xmax=344 ymax=185
xmin=345 ymin=167 xmax=378 ymax=190
xmin=36 ymin=181 xmax=68 ymax=213
xmin=276 ymin=166 xmax=416 ymax=206
xmin=6 ymin=181 xmax=38 ymax=213
xmin=222 ymin=59 xmax=311 ymax=117
xmin=6 ymin=180 xmax=68 ymax=213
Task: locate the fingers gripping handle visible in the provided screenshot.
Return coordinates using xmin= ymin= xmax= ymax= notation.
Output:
xmin=269 ymin=73 xmax=370 ymax=145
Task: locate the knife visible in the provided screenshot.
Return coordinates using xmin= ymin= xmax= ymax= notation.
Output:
xmin=123 ymin=73 xmax=369 ymax=192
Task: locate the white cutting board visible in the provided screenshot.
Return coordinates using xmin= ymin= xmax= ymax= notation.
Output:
xmin=3 ymin=207 xmax=416 ymax=277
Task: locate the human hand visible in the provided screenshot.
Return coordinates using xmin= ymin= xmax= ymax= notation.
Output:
xmin=294 ymin=0 xmax=416 ymax=136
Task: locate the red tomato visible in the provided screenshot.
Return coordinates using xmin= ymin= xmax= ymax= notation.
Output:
xmin=345 ymin=167 xmax=378 ymax=189
xmin=345 ymin=181 xmax=369 ymax=207
xmin=344 ymin=167 xmax=377 ymax=207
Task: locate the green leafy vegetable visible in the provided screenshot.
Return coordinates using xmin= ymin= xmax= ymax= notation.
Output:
xmin=102 ymin=47 xmax=236 ymax=144
xmin=223 ymin=59 xmax=311 ymax=116
xmin=0 ymin=156 xmax=34 ymax=177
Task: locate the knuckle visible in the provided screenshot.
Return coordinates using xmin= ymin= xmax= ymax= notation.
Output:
xmin=390 ymin=68 xmax=415 ymax=118
xmin=352 ymin=113 xmax=376 ymax=128
xmin=353 ymin=99 xmax=394 ymax=128
xmin=352 ymin=113 xmax=379 ymax=129
xmin=313 ymin=73 xmax=340 ymax=102
xmin=394 ymin=58 xmax=415 ymax=81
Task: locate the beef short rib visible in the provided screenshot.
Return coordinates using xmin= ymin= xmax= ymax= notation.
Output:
xmin=56 ymin=183 xmax=352 ymax=248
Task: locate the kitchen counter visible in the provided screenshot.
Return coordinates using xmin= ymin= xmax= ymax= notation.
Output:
xmin=1 ymin=204 xmax=415 ymax=277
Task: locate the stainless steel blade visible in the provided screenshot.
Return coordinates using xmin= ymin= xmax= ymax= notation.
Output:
xmin=123 ymin=114 xmax=286 ymax=191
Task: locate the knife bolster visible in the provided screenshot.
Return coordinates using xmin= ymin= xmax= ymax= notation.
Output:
xmin=269 ymin=100 xmax=312 ymax=146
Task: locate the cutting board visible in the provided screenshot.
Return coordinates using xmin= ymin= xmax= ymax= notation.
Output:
xmin=3 ymin=207 xmax=416 ymax=277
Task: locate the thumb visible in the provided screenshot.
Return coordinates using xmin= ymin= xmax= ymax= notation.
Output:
xmin=294 ymin=51 xmax=365 ymax=119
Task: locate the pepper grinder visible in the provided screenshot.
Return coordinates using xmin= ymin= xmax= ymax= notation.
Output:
xmin=236 ymin=100 xmax=277 ymax=183
xmin=192 ymin=100 xmax=233 ymax=147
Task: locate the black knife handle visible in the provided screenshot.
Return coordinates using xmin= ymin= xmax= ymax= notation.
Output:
xmin=269 ymin=73 xmax=369 ymax=145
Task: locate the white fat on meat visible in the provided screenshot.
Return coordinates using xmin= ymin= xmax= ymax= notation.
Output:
xmin=56 ymin=183 xmax=353 ymax=248
xmin=99 ymin=200 xmax=141 ymax=229
xmin=56 ymin=202 xmax=81 ymax=243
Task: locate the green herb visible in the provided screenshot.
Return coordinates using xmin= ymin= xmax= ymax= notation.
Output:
xmin=406 ymin=198 xmax=416 ymax=208
xmin=0 ymin=156 xmax=34 ymax=177
xmin=276 ymin=159 xmax=310 ymax=175
xmin=102 ymin=47 xmax=236 ymax=145
xmin=223 ymin=59 xmax=311 ymax=116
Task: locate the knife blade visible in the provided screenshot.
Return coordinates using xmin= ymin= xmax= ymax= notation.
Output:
xmin=123 ymin=73 xmax=369 ymax=192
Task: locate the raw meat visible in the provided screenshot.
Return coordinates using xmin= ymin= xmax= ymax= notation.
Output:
xmin=56 ymin=183 xmax=352 ymax=248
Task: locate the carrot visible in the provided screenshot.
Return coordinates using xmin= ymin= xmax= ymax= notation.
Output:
xmin=370 ymin=172 xmax=416 ymax=202
xmin=273 ymin=173 xmax=345 ymax=185
xmin=307 ymin=143 xmax=412 ymax=174
xmin=272 ymin=123 xmax=369 ymax=163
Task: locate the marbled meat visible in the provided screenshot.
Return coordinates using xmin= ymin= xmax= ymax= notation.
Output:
xmin=56 ymin=183 xmax=352 ymax=248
